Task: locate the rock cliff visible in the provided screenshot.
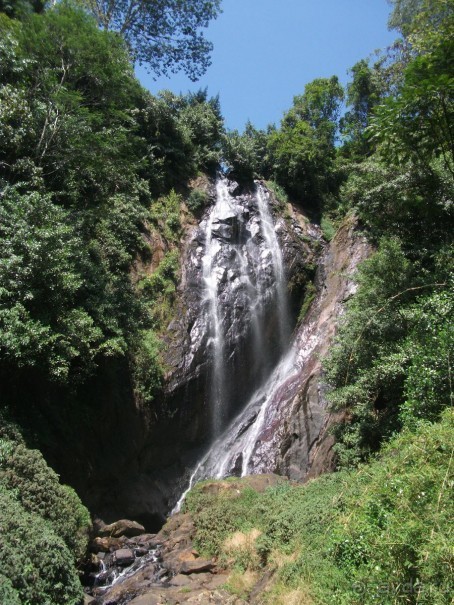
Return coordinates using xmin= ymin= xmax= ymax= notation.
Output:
xmin=76 ymin=178 xmax=369 ymax=529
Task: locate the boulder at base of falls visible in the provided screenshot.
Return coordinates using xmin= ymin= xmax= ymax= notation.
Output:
xmin=93 ymin=475 xmax=287 ymax=605
xmin=92 ymin=508 xmax=244 ymax=605
xmin=90 ymin=536 xmax=126 ymax=553
xmin=113 ymin=548 xmax=135 ymax=567
xmin=99 ymin=519 xmax=146 ymax=538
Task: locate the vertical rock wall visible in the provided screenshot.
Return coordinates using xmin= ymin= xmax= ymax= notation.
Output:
xmin=76 ymin=179 xmax=370 ymax=528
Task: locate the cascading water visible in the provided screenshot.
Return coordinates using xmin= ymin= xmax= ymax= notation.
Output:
xmin=173 ymin=177 xmax=293 ymax=511
xmin=199 ymin=177 xmax=291 ymax=438
xmin=201 ymin=180 xmax=228 ymax=437
xmin=173 ymin=345 xmax=299 ymax=513
xmin=255 ymin=184 xmax=291 ymax=349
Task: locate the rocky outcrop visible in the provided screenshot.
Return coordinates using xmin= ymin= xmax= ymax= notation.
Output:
xmin=172 ymin=215 xmax=370 ymax=487
xmin=95 ymin=178 xmax=320 ymax=522
xmin=87 ymin=477 xmax=286 ymax=605
xmin=273 ymin=215 xmax=371 ymax=479
xmin=87 ymin=512 xmax=247 ymax=605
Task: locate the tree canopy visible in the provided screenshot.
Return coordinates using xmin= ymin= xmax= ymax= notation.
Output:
xmin=80 ymin=0 xmax=222 ymax=79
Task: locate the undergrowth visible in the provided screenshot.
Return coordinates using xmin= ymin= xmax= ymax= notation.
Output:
xmin=185 ymin=409 xmax=454 ymax=604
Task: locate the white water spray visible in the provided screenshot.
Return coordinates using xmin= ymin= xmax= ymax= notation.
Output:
xmin=173 ymin=178 xmax=293 ymax=511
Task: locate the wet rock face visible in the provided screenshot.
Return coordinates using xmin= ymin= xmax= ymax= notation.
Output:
xmin=161 ymin=178 xmax=318 ymax=444
xmin=81 ymin=177 xmax=321 ymax=525
xmin=177 ymin=216 xmax=371 ymax=489
xmin=249 ymin=216 xmax=372 ymax=480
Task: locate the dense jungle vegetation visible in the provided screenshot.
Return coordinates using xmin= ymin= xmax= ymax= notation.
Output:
xmin=0 ymin=0 xmax=452 ymax=603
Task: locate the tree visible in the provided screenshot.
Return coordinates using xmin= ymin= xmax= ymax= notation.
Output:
xmin=387 ymin=0 xmax=426 ymax=35
xmin=388 ymin=0 xmax=452 ymax=39
xmin=288 ymin=76 xmax=344 ymax=131
xmin=0 ymin=0 xmax=45 ymax=19
xmin=0 ymin=4 xmax=146 ymax=202
xmin=340 ymin=59 xmax=383 ymax=158
xmin=267 ymin=77 xmax=344 ymax=209
xmin=177 ymin=89 xmax=224 ymax=170
xmin=222 ymin=129 xmax=258 ymax=182
xmin=369 ymin=2 xmax=454 ymax=176
xmin=80 ymin=0 xmax=222 ymax=79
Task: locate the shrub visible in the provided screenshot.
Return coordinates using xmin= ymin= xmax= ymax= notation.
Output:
xmin=185 ymin=412 xmax=453 ymax=604
xmin=0 ymin=441 xmax=91 ymax=563
xmin=0 ymin=574 xmax=21 ymax=605
xmin=329 ymin=410 xmax=454 ymax=604
xmin=265 ymin=180 xmax=288 ymax=213
xmin=149 ymin=190 xmax=182 ymax=243
xmin=0 ymin=486 xmax=83 ymax=605
xmin=320 ymin=215 xmax=336 ymax=241
xmin=131 ymin=329 xmax=163 ymax=405
xmin=298 ymin=281 xmax=316 ymax=322
xmin=138 ymin=250 xmax=180 ymax=326
xmin=187 ymin=188 xmax=209 ymax=213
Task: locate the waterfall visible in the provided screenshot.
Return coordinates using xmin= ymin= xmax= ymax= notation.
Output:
xmin=173 ymin=177 xmax=293 ymax=512
xmin=255 ymin=184 xmax=291 ymax=349
xmin=199 ymin=177 xmax=291 ymax=437
xmin=172 ymin=346 xmax=299 ymax=513
xmin=201 ymin=179 xmax=229 ymax=437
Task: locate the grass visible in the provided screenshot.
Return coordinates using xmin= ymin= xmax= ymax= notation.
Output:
xmin=184 ymin=410 xmax=454 ymax=604
xmin=298 ymin=281 xmax=316 ymax=322
xmin=320 ymin=215 xmax=337 ymax=242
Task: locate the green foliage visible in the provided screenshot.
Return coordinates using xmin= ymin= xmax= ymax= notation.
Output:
xmin=400 ymin=289 xmax=454 ymax=425
xmin=388 ymin=0 xmax=452 ymax=40
xmin=138 ymin=89 xmax=224 ymax=188
xmin=290 ymin=76 xmax=344 ymax=129
xmin=80 ymin=0 xmax=221 ymax=80
xmin=0 ymin=440 xmax=91 ymax=562
xmin=324 ymin=236 xmax=453 ymax=466
xmin=185 ymin=483 xmax=262 ymax=560
xmin=222 ymin=129 xmax=257 ymax=181
xmin=0 ymin=485 xmax=83 ymax=605
xmin=368 ymin=35 xmax=454 ymax=176
xmin=138 ymin=92 xmax=195 ymax=190
xmin=266 ymin=77 xmax=344 ymax=211
xmin=187 ymin=188 xmax=209 ymax=213
xmin=139 ymin=250 xmax=180 ymax=325
xmin=185 ymin=474 xmax=344 ymax=572
xmin=0 ymin=431 xmax=90 ymax=602
xmin=325 ymin=238 xmax=415 ymax=464
xmin=264 ymin=180 xmax=289 ymax=212
xmin=0 ymin=188 xmax=104 ymax=383
xmin=329 ymin=410 xmax=454 ymax=604
xmin=149 ymin=190 xmax=182 ymax=242
xmin=222 ymin=122 xmax=271 ymax=182
xmin=298 ymin=280 xmax=317 ymax=322
xmin=0 ymin=0 xmax=44 ymax=19
xmin=320 ymin=215 xmax=336 ymax=241
xmin=131 ymin=329 xmax=163 ymax=405
xmin=0 ymin=574 xmax=21 ymax=605
xmin=178 ymin=90 xmax=224 ymax=171
xmin=185 ymin=412 xmax=453 ymax=604
xmin=0 ymin=3 xmax=145 ymax=203
xmin=340 ymin=59 xmax=385 ymax=158
xmin=329 ymin=0 xmax=453 ymax=463
xmin=133 ymin=249 xmax=180 ymax=403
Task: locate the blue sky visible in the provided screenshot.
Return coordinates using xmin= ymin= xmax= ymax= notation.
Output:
xmin=136 ymin=0 xmax=397 ymax=132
